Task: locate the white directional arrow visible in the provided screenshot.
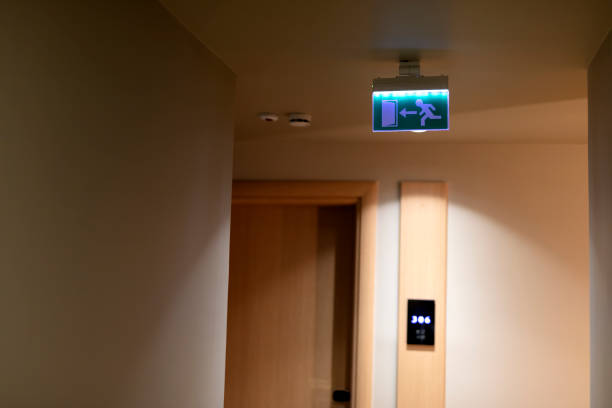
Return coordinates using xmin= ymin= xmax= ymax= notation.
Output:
xmin=400 ymin=108 xmax=417 ymax=118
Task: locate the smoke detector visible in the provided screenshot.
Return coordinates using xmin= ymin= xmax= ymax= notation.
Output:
xmin=288 ymin=113 xmax=312 ymax=127
xmin=258 ymin=112 xmax=279 ymax=122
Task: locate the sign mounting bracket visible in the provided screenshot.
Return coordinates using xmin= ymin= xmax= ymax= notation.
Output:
xmin=399 ymin=60 xmax=420 ymax=77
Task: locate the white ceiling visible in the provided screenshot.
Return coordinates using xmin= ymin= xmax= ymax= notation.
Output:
xmin=161 ymin=0 xmax=611 ymax=143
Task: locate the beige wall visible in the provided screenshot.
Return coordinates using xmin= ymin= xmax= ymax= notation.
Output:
xmin=588 ymin=31 xmax=612 ymax=408
xmin=234 ymin=141 xmax=590 ymax=408
xmin=0 ymin=1 xmax=234 ymax=407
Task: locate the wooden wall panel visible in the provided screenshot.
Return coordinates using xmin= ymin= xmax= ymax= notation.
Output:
xmin=225 ymin=205 xmax=319 ymax=408
xmin=397 ymin=182 xmax=448 ymax=408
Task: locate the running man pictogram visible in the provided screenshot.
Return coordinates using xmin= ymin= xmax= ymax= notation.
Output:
xmin=415 ymin=99 xmax=441 ymax=127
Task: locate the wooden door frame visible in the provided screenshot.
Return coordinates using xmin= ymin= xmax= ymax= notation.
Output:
xmin=232 ymin=180 xmax=378 ymax=408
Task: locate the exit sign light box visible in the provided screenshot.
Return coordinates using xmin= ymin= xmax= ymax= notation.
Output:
xmin=372 ymin=75 xmax=449 ymax=132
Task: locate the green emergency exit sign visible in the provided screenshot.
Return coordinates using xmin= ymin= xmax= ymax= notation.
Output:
xmin=372 ymin=89 xmax=449 ymax=132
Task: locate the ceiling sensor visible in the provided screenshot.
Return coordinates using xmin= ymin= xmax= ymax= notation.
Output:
xmin=288 ymin=113 xmax=312 ymax=127
xmin=258 ymin=112 xmax=279 ymax=122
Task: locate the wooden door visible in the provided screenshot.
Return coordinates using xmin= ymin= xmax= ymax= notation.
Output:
xmin=225 ymin=204 xmax=356 ymax=408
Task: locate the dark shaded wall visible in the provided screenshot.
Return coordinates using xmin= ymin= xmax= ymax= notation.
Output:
xmin=0 ymin=2 xmax=235 ymax=407
xmin=589 ymin=31 xmax=612 ymax=408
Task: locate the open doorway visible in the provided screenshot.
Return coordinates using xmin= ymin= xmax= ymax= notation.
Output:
xmin=224 ymin=181 xmax=377 ymax=408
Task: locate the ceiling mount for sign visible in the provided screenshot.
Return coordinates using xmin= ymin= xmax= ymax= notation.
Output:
xmin=372 ymin=61 xmax=449 ymax=133
xmin=399 ymin=60 xmax=421 ymax=77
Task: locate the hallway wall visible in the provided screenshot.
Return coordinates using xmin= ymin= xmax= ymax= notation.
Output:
xmin=234 ymin=141 xmax=590 ymax=408
xmin=0 ymin=1 xmax=234 ymax=407
xmin=588 ymin=31 xmax=612 ymax=408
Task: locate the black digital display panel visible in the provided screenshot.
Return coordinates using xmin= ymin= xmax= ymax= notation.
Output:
xmin=407 ymin=299 xmax=435 ymax=345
